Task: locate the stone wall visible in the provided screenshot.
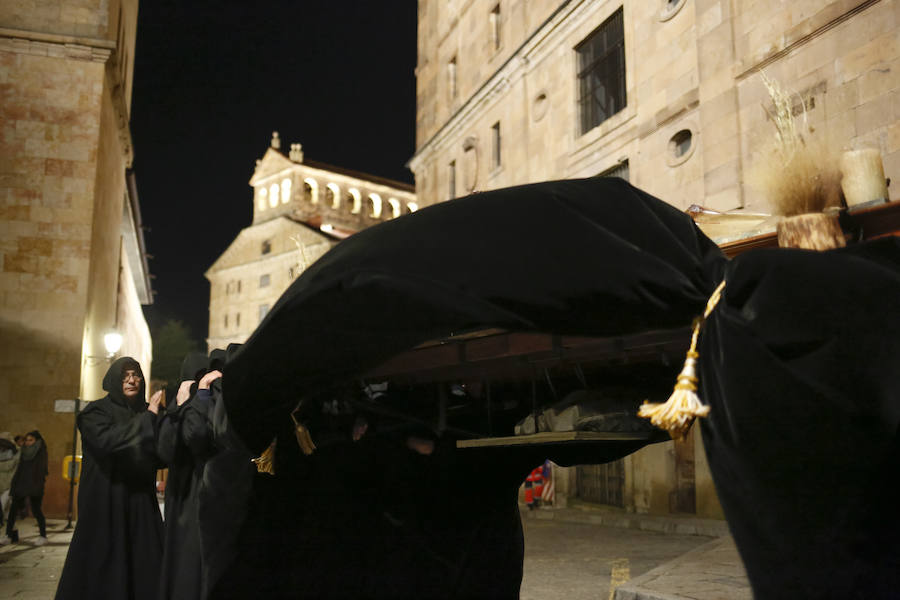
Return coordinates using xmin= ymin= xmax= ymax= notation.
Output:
xmin=412 ymin=0 xmax=898 ymax=518
xmin=0 ymin=0 xmax=146 ymax=517
xmin=206 ymin=219 xmax=333 ymax=350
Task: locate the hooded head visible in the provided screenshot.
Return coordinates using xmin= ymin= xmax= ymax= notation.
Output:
xmin=208 ymin=348 xmax=227 ymax=372
xmin=103 ymin=356 xmax=146 ymax=411
xmin=181 ymin=351 xmax=210 ymax=382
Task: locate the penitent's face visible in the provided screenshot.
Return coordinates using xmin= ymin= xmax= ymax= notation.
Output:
xmin=122 ymin=369 xmax=143 ymax=398
xmin=24 ymin=435 xmax=36 ymax=447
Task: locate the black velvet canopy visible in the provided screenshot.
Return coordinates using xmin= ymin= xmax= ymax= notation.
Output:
xmin=217 ymin=177 xmax=900 ymax=598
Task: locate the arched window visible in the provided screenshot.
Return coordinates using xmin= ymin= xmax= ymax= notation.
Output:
xmin=407 ymin=202 xmax=419 ymax=213
xmin=326 ymin=183 xmax=341 ymax=209
xmin=347 ymin=188 xmax=362 ymax=214
xmin=257 ymin=187 xmax=268 ymax=211
xmin=387 ymin=198 xmax=401 ymax=219
xmin=269 ymin=182 xmax=279 ymax=207
xmin=368 ymin=193 xmax=382 ymax=219
xmin=281 ymin=178 xmax=292 ymax=204
xmin=304 ymin=178 xmax=319 ymax=204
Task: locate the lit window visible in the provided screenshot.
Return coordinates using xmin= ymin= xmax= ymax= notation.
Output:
xmin=260 ymin=274 xmax=270 ymax=287
xmin=281 ymin=178 xmax=292 ymax=204
xmin=347 ymin=188 xmax=361 ymax=214
xmin=257 ymin=187 xmax=267 ymax=211
xmin=304 ymin=178 xmax=319 ymax=204
xmin=491 ymin=121 xmax=501 ymax=169
xmin=368 ymin=193 xmax=383 ymax=218
xmin=269 ymin=183 xmax=279 ymax=207
xmin=576 ymin=8 xmax=626 ymax=134
xmin=387 ymin=198 xmax=400 ymax=219
xmin=327 ymin=183 xmax=341 ymax=209
xmin=407 ymin=202 xmax=419 ymax=213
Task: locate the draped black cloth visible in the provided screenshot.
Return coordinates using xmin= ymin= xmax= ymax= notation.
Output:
xmin=56 ymin=357 xmax=164 ymax=600
xmin=699 ymin=240 xmax=900 ymax=598
xmin=212 ymin=178 xmax=900 ymax=598
xmin=157 ymin=352 xmax=215 ymax=600
xmin=225 ymin=178 xmax=724 ymax=453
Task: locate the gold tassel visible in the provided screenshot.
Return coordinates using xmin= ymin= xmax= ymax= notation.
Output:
xmin=639 ymin=280 xmax=726 ymax=439
xmin=292 ymin=412 xmax=317 ymax=456
xmin=252 ymin=440 xmax=276 ymax=475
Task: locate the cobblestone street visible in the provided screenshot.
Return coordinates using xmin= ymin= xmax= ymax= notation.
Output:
xmin=521 ymin=516 xmax=712 ymax=600
xmin=1 ymin=514 xmax=728 ymax=599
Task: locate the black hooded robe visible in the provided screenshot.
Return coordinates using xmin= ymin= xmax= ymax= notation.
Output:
xmin=56 ymin=357 xmax=164 ymax=600
xmin=157 ymin=352 xmax=215 ymax=600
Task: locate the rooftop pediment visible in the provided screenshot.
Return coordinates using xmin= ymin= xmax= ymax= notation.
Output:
xmin=205 ymin=216 xmax=330 ymax=277
xmin=249 ymin=148 xmax=297 ymax=186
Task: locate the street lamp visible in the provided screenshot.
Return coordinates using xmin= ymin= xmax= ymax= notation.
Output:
xmin=103 ymin=331 xmax=123 ymax=358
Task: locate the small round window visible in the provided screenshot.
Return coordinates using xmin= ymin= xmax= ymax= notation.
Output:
xmin=659 ymin=0 xmax=687 ymax=21
xmin=667 ymin=129 xmax=696 ymax=166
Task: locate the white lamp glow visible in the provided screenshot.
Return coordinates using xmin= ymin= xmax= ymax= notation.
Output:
xmin=104 ymin=332 xmax=123 ymax=357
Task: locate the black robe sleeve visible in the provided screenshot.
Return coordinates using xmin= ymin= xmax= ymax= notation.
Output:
xmin=182 ymin=390 xmax=213 ymax=460
xmin=156 ymin=405 xmax=183 ymax=467
xmin=78 ymin=402 xmax=157 ymax=460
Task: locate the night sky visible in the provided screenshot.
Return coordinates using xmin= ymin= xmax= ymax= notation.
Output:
xmin=131 ymin=1 xmax=417 ymax=342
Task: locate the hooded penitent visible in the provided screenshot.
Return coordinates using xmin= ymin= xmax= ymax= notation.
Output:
xmin=56 ymin=357 xmax=163 ymax=600
xmin=207 ymin=178 xmax=899 ymax=598
xmin=157 ymin=351 xmax=221 ymax=600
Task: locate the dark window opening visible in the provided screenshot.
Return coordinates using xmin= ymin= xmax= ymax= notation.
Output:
xmin=576 ymin=8 xmax=626 ymax=134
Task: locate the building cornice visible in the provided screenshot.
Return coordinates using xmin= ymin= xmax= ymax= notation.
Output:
xmin=0 ymin=26 xmax=135 ymax=167
xmin=0 ymin=27 xmax=114 ymax=61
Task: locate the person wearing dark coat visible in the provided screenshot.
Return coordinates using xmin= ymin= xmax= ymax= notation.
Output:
xmin=55 ymin=357 xmax=165 ymax=600
xmin=157 ymin=352 xmax=218 ymax=600
xmin=1 ymin=430 xmax=48 ymax=545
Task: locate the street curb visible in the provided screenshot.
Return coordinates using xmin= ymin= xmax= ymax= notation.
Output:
xmin=612 ymin=536 xmax=751 ymax=600
xmin=520 ymin=504 xmax=730 ymax=538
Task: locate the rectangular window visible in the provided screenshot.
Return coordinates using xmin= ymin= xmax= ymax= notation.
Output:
xmin=259 ymin=304 xmax=270 ymax=322
xmin=261 ymin=240 xmax=272 ymax=255
xmin=448 ymin=160 xmax=456 ymax=199
xmin=576 ymin=8 xmax=626 ymax=135
xmin=237 ymin=280 xmax=242 ymax=293
xmin=597 ymin=159 xmax=629 ymax=181
xmin=224 ymin=314 xmax=228 ymax=328
xmin=236 ymin=313 xmax=241 ymax=327
xmin=448 ymin=56 xmax=457 ymax=99
xmin=491 ymin=121 xmax=501 ymax=169
xmin=260 ymin=273 xmax=270 ymax=287
xmin=490 ymin=5 xmax=501 ymax=51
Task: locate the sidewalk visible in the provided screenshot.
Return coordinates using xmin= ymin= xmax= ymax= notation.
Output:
xmin=521 ymin=503 xmax=751 ymax=600
xmin=0 ymin=519 xmax=72 ymax=599
xmin=614 ymin=536 xmax=751 ymax=600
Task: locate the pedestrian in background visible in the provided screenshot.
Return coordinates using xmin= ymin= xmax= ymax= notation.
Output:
xmin=1 ymin=430 xmax=49 ymax=545
xmin=55 ymin=357 xmax=164 ymax=600
xmin=0 ymin=433 xmax=19 ymax=529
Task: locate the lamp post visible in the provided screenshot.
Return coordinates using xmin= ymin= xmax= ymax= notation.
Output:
xmin=103 ymin=331 xmax=123 ymax=358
